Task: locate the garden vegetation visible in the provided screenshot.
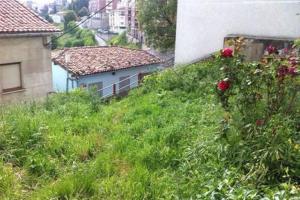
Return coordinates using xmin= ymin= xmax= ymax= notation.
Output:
xmin=0 ymin=41 xmax=299 ymax=199
xmin=52 ymin=21 xmax=97 ymax=49
xmin=108 ymin=32 xmax=141 ymax=49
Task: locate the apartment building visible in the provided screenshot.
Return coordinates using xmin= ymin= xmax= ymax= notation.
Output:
xmin=108 ymin=0 xmax=128 ymax=34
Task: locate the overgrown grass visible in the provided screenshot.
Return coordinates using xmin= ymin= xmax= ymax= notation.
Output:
xmin=0 ymin=62 xmax=299 ymax=199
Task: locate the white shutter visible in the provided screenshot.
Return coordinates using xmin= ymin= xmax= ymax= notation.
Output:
xmin=0 ymin=63 xmax=21 ymax=91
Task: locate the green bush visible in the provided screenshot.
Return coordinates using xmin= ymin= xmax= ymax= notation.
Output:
xmin=72 ymin=39 xmax=84 ymax=47
xmin=55 ymin=22 xmax=97 ymax=49
xmin=109 ymin=32 xmax=141 ymax=49
xmin=215 ymin=39 xmax=300 ymax=184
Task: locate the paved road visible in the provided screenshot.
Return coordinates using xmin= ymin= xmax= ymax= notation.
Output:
xmin=95 ymin=34 xmax=107 ymax=46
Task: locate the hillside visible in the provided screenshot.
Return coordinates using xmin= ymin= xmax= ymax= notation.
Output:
xmin=0 ymin=61 xmax=299 ymax=199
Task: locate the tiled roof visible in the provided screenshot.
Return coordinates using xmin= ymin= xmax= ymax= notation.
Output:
xmin=52 ymin=46 xmax=162 ymax=76
xmin=0 ymin=0 xmax=60 ymax=34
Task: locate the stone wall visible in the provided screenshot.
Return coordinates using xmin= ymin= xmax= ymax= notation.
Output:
xmin=0 ymin=36 xmax=53 ymax=103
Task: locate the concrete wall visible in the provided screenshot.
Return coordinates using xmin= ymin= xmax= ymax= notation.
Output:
xmin=0 ymin=36 xmax=53 ymax=103
xmin=52 ymin=63 xmax=160 ymax=97
xmin=175 ymin=0 xmax=300 ymax=64
xmin=52 ymin=63 xmax=77 ymax=92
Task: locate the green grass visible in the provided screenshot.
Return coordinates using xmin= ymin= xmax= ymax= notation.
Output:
xmin=0 ymin=62 xmax=299 ymax=199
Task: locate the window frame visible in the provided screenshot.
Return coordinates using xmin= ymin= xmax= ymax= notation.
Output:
xmin=0 ymin=62 xmax=23 ymax=94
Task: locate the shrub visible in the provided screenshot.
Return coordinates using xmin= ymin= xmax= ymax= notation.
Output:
xmin=215 ymin=38 xmax=300 ymax=184
xmin=108 ymin=32 xmax=140 ymax=49
xmin=71 ymin=39 xmax=84 ymax=47
xmin=64 ymin=40 xmax=73 ymax=47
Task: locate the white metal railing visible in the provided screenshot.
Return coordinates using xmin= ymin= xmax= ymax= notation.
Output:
xmin=100 ymin=79 xmax=139 ymax=99
xmin=93 ymin=73 xmax=140 ymax=100
xmin=97 ymin=73 xmax=139 ymax=94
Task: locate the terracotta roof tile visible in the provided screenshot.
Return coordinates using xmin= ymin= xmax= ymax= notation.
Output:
xmin=52 ymin=46 xmax=162 ymax=76
xmin=0 ymin=0 xmax=60 ymax=34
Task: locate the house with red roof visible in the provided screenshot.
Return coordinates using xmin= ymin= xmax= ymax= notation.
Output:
xmin=0 ymin=0 xmax=60 ymax=103
xmin=51 ymin=46 xmax=162 ymax=97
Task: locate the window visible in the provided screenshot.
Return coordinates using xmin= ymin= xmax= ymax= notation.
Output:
xmin=119 ymin=76 xmax=130 ymax=94
xmin=88 ymin=82 xmax=103 ymax=97
xmin=0 ymin=63 xmax=22 ymax=93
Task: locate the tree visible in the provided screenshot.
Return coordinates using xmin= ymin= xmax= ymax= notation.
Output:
xmin=78 ymin=7 xmax=89 ymax=17
xmin=69 ymin=0 xmax=90 ymax=14
xmin=45 ymin=14 xmax=54 ymax=23
xmin=66 ymin=21 xmax=80 ymax=34
xmin=137 ymin=0 xmax=177 ymax=50
xmin=63 ymin=10 xmax=77 ymax=30
xmin=50 ymin=3 xmax=57 ymax=14
xmin=40 ymin=5 xmax=49 ymax=17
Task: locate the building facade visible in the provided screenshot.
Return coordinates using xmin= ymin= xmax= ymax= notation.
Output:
xmin=88 ymin=0 xmax=118 ymax=30
xmin=175 ymin=0 xmax=300 ymax=64
xmin=127 ymin=0 xmax=143 ymax=43
xmin=0 ymin=0 xmax=60 ymax=103
xmin=108 ymin=0 xmax=128 ymax=34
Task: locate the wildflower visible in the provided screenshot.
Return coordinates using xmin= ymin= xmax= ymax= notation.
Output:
xmin=277 ymin=65 xmax=289 ymax=78
xmin=221 ymin=48 xmax=233 ymax=58
xmin=217 ymin=79 xmax=230 ymax=91
xmin=266 ymin=45 xmax=277 ymax=54
xmin=256 ymin=119 xmax=265 ymax=126
xmin=289 ymin=57 xmax=297 ymax=66
xmin=283 ymin=48 xmax=289 ymax=54
xmin=288 ymin=66 xmax=297 ymax=76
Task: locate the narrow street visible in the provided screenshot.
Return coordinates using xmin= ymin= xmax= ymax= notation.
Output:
xmin=95 ymin=33 xmax=107 ymax=46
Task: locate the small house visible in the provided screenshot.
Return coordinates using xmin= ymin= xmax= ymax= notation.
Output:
xmin=52 ymin=46 xmax=162 ymax=97
xmin=0 ymin=0 xmax=60 ymax=103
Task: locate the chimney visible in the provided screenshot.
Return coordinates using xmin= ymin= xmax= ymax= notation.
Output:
xmin=65 ymin=52 xmax=71 ymax=64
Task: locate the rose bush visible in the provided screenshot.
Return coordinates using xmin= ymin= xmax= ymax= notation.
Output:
xmin=221 ymin=48 xmax=234 ymax=58
xmin=215 ymin=40 xmax=300 ymax=185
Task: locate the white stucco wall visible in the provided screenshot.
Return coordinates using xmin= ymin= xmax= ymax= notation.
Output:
xmin=175 ymin=0 xmax=300 ymax=64
xmin=52 ymin=63 xmax=160 ymax=97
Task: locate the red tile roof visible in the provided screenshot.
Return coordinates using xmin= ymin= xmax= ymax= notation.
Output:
xmin=0 ymin=0 xmax=60 ymax=34
xmin=52 ymin=46 xmax=162 ymax=76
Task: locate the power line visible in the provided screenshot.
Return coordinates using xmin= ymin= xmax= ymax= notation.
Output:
xmin=48 ymin=0 xmax=113 ymax=47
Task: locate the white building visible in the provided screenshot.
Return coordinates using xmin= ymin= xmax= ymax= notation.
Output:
xmin=109 ymin=0 xmax=128 ymax=34
xmin=175 ymin=0 xmax=300 ymax=64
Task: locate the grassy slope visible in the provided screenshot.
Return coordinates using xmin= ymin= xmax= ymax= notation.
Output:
xmin=0 ymin=62 xmax=298 ymax=199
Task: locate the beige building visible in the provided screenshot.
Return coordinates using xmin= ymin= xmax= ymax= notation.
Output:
xmin=0 ymin=0 xmax=60 ymax=103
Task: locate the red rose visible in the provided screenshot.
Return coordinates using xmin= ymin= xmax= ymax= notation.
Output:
xmin=217 ymin=80 xmax=230 ymax=91
xmin=283 ymin=48 xmax=289 ymax=54
xmin=266 ymin=45 xmax=277 ymax=54
xmin=256 ymin=119 xmax=265 ymax=126
xmin=288 ymin=66 xmax=297 ymax=76
xmin=277 ymin=65 xmax=289 ymax=78
xmin=221 ymin=48 xmax=233 ymax=58
xmin=289 ymin=57 xmax=297 ymax=66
